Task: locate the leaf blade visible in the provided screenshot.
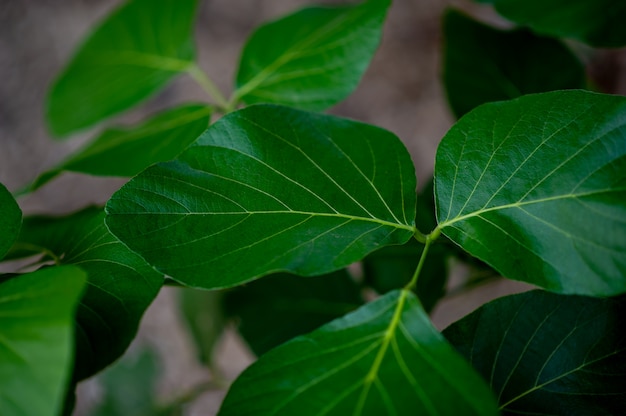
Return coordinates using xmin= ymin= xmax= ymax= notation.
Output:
xmin=46 ymin=0 xmax=199 ymax=136
xmin=0 ymin=183 xmax=21 ymax=260
xmin=0 ymin=266 xmax=86 ymax=416
xmin=435 ymin=90 xmax=626 ymax=295
xmin=106 ymin=105 xmax=416 ymax=289
xmin=234 ymin=0 xmax=390 ymax=110
xmin=219 ymin=290 xmax=499 ymax=416
xmin=444 ymin=290 xmax=626 ymax=414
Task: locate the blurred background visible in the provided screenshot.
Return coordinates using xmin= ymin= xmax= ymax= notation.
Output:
xmin=1 ymin=0 xmax=625 ymax=414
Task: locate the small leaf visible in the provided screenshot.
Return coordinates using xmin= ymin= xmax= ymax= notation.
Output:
xmin=31 ymin=105 xmax=210 ymax=191
xmin=234 ymin=0 xmax=390 ymax=110
xmin=47 ymin=0 xmax=200 ymax=136
xmin=179 ymin=288 xmax=226 ymax=368
xmin=443 ymin=9 xmax=586 ymax=118
xmin=435 ymin=90 xmax=626 ymax=295
xmin=444 ymin=290 xmax=626 ymax=415
xmin=0 ymin=266 xmax=86 ymax=416
xmin=219 ymin=290 xmax=499 ymax=416
xmin=106 ymin=104 xmax=416 ymax=289
xmin=489 ymin=0 xmax=626 ymax=47
xmin=0 ymin=183 xmax=21 ymax=260
xmin=8 ymin=207 xmax=162 ymax=380
xmin=225 ymin=270 xmax=363 ymax=356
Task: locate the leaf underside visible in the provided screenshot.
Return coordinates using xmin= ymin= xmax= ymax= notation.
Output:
xmin=435 ymin=90 xmax=626 ymax=296
xmin=106 ymin=104 xmax=416 ymax=289
xmin=444 ymin=290 xmax=626 ymax=415
xmin=220 ymin=290 xmax=499 ymax=416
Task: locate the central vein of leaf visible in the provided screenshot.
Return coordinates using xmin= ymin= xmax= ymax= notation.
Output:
xmin=354 ymin=290 xmax=408 ymax=415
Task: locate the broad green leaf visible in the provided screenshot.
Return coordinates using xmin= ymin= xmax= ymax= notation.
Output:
xmin=0 ymin=183 xmax=21 ymax=259
xmin=219 ymin=290 xmax=499 ymax=416
xmin=225 ymin=270 xmax=363 ymax=356
xmin=233 ymin=0 xmax=390 ymax=111
xmin=31 ymin=105 xmax=210 ymax=191
xmin=0 ymin=266 xmax=86 ymax=416
xmin=47 ymin=0 xmax=199 ymax=136
xmin=8 ymin=207 xmax=162 ymax=380
xmin=435 ymin=90 xmax=626 ymax=296
xmin=490 ymin=0 xmax=626 ymax=47
xmin=443 ymin=9 xmax=586 ymax=118
xmin=444 ymin=290 xmax=626 ymax=415
xmin=106 ymin=104 xmax=416 ymax=289
xmin=179 ymin=288 xmax=226 ymax=368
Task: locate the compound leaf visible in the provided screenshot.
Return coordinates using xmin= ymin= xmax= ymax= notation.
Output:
xmin=0 ymin=266 xmax=86 ymax=416
xmin=435 ymin=90 xmax=626 ymax=296
xmin=490 ymin=0 xmax=626 ymax=47
xmin=225 ymin=270 xmax=363 ymax=356
xmin=106 ymin=104 xmax=416 ymax=289
xmin=47 ymin=0 xmax=199 ymax=136
xmin=32 ymin=105 xmax=210 ymax=191
xmin=443 ymin=9 xmax=586 ymax=118
xmin=8 ymin=207 xmax=162 ymax=381
xmin=444 ymin=290 xmax=626 ymax=415
xmin=219 ymin=289 xmax=499 ymax=416
xmin=234 ymin=0 xmax=390 ymax=111
xmin=0 ymin=183 xmax=21 ymax=260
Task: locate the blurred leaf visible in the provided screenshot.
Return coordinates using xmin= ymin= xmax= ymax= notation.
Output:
xmin=443 ymin=9 xmax=586 ymax=118
xmin=489 ymin=0 xmax=626 ymax=47
xmin=234 ymin=0 xmax=390 ymax=110
xmin=93 ymin=348 xmax=160 ymax=416
xmin=47 ymin=0 xmax=200 ymax=136
xmin=219 ymin=290 xmax=499 ymax=416
xmin=444 ymin=290 xmax=626 ymax=414
xmin=8 ymin=207 xmax=162 ymax=380
xmin=225 ymin=270 xmax=363 ymax=356
xmin=435 ymin=90 xmax=626 ymax=295
xmin=0 ymin=183 xmax=21 ymax=260
xmin=106 ymin=105 xmax=417 ymax=289
xmin=179 ymin=288 xmax=226 ymax=368
xmin=32 ymin=105 xmax=210 ymax=191
xmin=0 ymin=266 xmax=86 ymax=416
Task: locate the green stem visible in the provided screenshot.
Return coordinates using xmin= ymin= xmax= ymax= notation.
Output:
xmin=187 ymin=63 xmax=229 ymax=110
xmin=405 ymin=227 xmax=440 ymax=291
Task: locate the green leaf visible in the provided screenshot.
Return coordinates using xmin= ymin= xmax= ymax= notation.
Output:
xmin=8 ymin=207 xmax=162 ymax=380
xmin=225 ymin=270 xmax=363 ymax=356
xmin=0 ymin=183 xmax=21 ymax=260
xmin=31 ymin=105 xmax=210 ymax=191
xmin=219 ymin=290 xmax=499 ymax=416
xmin=435 ymin=90 xmax=626 ymax=296
xmin=444 ymin=290 xmax=626 ymax=414
xmin=490 ymin=0 xmax=626 ymax=47
xmin=0 ymin=266 xmax=86 ymax=416
xmin=179 ymin=288 xmax=226 ymax=368
xmin=443 ymin=9 xmax=586 ymax=118
xmin=233 ymin=0 xmax=390 ymax=111
xmin=106 ymin=104 xmax=416 ymax=289
xmin=46 ymin=0 xmax=199 ymax=136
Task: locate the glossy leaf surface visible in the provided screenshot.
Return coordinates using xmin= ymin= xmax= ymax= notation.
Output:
xmin=234 ymin=0 xmax=390 ymax=110
xmin=443 ymin=9 xmax=586 ymax=118
xmin=444 ymin=290 xmax=626 ymax=414
xmin=490 ymin=0 xmax=626 ymax=47
xmin=47 ymin=0 xmax=199 ymax=136
xmin=32 ymin=105 xmax=210 ymax=191
xmin=0 ymin=183 xmax=21 ymax=259
xmin=225 ymin=270 xmax=363 ymax=356
xmin=0 ymin=266 xmax=86 ymax=416
xmin=106 ymin=105 xmax=416 ymax=289
xmin=9 ymin=208 xmax=162 ymax=380
xmin=220 ymin=289 xmax=499 ymax=416
xmin=435 ymin=90 xmax=626 ymax=295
